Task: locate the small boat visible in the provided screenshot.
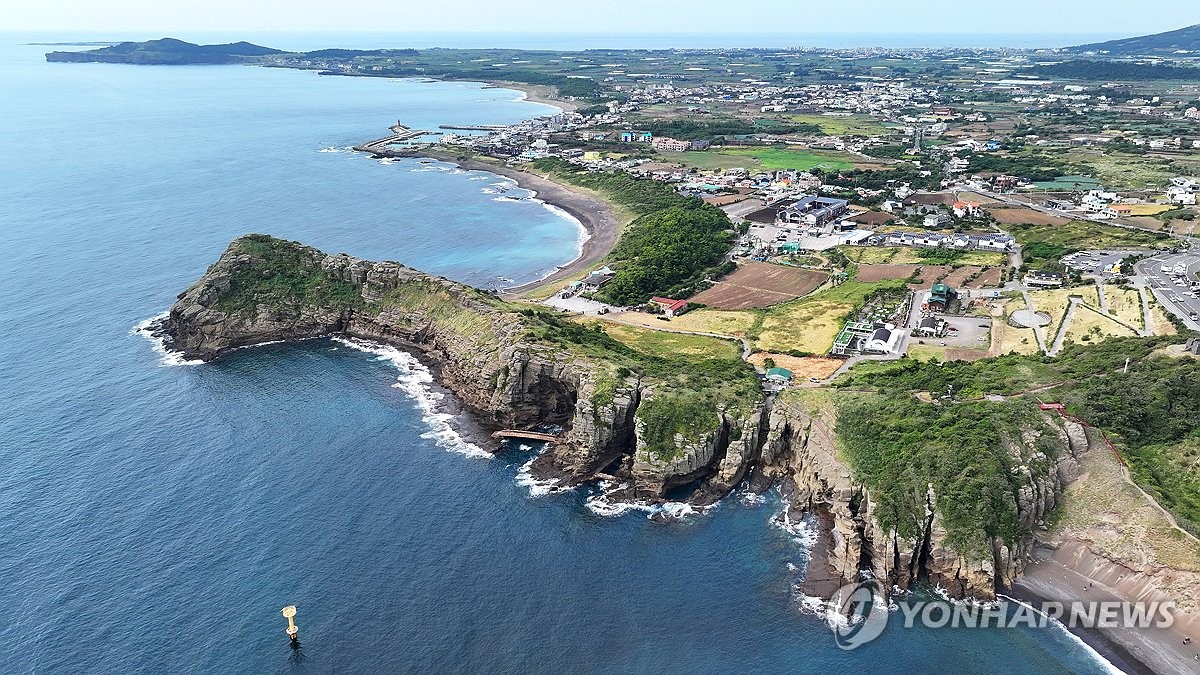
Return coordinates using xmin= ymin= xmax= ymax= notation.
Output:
xmin=497 ymin=276 xmax=514 ymax=283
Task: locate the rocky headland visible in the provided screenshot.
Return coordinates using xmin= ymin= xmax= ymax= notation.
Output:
xmin=157 ymin=234 xmax=1129 ymax=604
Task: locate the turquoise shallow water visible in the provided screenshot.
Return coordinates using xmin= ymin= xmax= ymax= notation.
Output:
xmin=0 ymin=38 xmax=1118 ymax=673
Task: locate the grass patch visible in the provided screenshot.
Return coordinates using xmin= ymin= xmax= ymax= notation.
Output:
xmin=789 ymin=113 xmax=892 ymax=137
xmin=581 ymin=319 xmax=742 ymax=361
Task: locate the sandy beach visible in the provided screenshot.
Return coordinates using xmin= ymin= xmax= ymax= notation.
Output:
xmin=417 ymin=149 xmax=622 ymax=296
xmin=487 ymin=81 xmax=581 ymax=112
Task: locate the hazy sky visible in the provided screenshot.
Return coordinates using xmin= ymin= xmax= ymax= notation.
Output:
xmin=3 ymin=0 xmax=1194 ymax=35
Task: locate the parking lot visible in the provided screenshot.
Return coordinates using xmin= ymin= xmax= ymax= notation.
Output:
xmin=1135 ymin=249 xmax=1200 ymax=330
xmin=911 ymin=315 xmax=992 ymax=348
xmin=1060 ymin=249 xmax=1154 ymax=277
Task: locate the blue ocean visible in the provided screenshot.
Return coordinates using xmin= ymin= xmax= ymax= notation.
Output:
xmin=0 ymin=37 xmax=1118 ymax=672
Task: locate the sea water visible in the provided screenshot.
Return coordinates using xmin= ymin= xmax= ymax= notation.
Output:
xmin=0 ymin=38 xmax=1117 ymax=672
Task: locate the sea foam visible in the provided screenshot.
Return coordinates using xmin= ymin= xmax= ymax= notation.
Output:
xmin=332 ymin=336 xmax=491 ymax=459
xmin=132 ymin=313 xmax=202 ymax=367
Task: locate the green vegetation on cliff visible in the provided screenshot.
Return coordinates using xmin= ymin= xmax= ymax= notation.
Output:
xmin=528 ymin=158 xmax=734 ymax=304
xmin=838 ymin=395 xmax=1055 ymax=554
xmin=838 ymin=336 xmax=1200 ymax=535
xmin=215 ymin=235 xmax=369 ymax=312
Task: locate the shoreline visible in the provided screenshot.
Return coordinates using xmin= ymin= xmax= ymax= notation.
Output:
xmin=415 ymin=149 xmax=621 ymax=296
xmin=1011 ymin=540 xmax=1200 ymax=675
xmin=483 ymin=81 xmax=581 ymax=113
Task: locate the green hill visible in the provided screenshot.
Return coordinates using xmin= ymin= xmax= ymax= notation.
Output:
xmin=1065 ymin=24 xmax=1200 ymax=55
xmin=46 ymin=38 xmax=283 ymax=65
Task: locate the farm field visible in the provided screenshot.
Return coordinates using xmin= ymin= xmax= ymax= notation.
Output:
xmin=909 ymin=265 xmax=952 ymax=290
xmin=840 ymin=246 xmax=1005 ymax=267
xmin=1064 ymin=151 xmax=1179 ymax=191
xmin=787 ymin=113 xmax=893 ymax=137
xmin=967 ymin=268 xmax=1004 ymax=288
xmin=941 ymin=266 xmax=983 ymax=287
xmin=985 ymin=206 xmax=1071 ymax=226
xmin=754 ymin=280 xmax=898 ymax=354
xmin=855 ymin=264 xmax=918 ymax=282
xmin=690 ymin=261 xmax=828 ymax=309
xmin=1117 ymin=216 xmax=1167 ymax=231
xmin=654 ymin=147 xmax=858 ymax=172
xmin=611 ymin=308 xmax=757 ymax=338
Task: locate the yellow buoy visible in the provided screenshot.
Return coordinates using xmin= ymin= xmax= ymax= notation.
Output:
xmin=281 ymin=605 xmax=299 ymax=641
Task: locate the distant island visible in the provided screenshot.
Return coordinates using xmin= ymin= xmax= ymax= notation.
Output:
xmin=45 ymin=37 xmax=282 ymax=64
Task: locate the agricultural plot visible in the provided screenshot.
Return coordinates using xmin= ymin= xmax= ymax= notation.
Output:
xmin=941 ymin=266 xmax=984 ymax=287
xmin=753 ymin=280 xmax=904 ymax=355
xmin=855 ymin=264 xmax=918 ymax=282
xmin=615 ymin=308 xmax=757 ymax=338
xmin=787 ymin=113 xmax=892 ymax=137
xmin=966 ymin=268 xmax=1004 ymax=288
xmin=909 ymin=265 xmax=952 ymax=290
xmin=691 ymin=262 xmax=828 ymax=309
xmin=985 ymin=206 xmax=1071 ymax=226
xmin=748 ymin=353 xmax=843 ymax=380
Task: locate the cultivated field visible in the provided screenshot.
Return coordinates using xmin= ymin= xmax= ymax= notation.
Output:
xmin=985 ymin=206 xmax=1071 ymax=226
xmin=754 ymin=280 xmax=894 ymax=354
xmin=691 ymin=262 xmax=828 ymax=309
xmin=966 ymin=268 xmax=1004 ymax=288
xmin=855 ymin=264 xmax=918 ymax=282
xmin=788 ymin=113 xmax=893 ymax=137
xmin=909 ymin=265 xmax=952 ymax=290
xmin=613 ymin=308 xmax=757 ymax=338
xmin=941 ymin=266 xmax=983 ymax=287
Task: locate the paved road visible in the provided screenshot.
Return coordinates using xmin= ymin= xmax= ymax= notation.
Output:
xmin=1134 ymin=249 xmax=1200 ymax=331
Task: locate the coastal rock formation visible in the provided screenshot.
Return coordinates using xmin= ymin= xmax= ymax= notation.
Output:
xmin=161 ymin=234 xmax=1098 ymax=603
xmin=760 ymin=396 xmax=1085 ymax=600
xmin=160 ymin=234 xmax=763 ymax=501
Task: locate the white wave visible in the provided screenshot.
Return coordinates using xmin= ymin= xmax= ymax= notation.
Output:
xmin=332 ymin=336 xmax=491 ymax=459
xmin=771 ymin=500 xmax=817 ymax=549
xmin=492 ymin=196 xmax=524 ymax=203
xmin=997 ymin=594 xmax=1124 ymax=675
xmin=514 ymin=454 xmax=566 ymax=497
xmin=131 ymin=313 xmax=202 ymax=367
xmin=584 ymin=481 xmax=714 ymax=520
xmin=376 ymin=157 xmax=397 ymax=164
xmin=318 ymin=146 xmax=343 ymax=153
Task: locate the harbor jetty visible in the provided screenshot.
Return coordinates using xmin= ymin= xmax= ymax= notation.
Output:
xmin=351 ymin=123 xmax=431 ymax=157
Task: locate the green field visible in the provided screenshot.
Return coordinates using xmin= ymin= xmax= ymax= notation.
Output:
xmin=1010 ymin=221 xmax=1170 ymax=257
xmin=788 ymin=113 xmax=894 ymax=137
xmin=657 ymin=146 xmax=857 ymax=172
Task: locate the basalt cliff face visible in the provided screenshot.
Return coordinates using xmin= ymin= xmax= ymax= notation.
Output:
xmin=758 ymin=395 xmax=1088 ymax=600
xmin=161 ymin=235 xmax=1086 ymax=602
xmin=159 ymin=235 xmax=766 ymax=501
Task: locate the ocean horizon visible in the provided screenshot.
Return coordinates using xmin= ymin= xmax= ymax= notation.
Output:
xmin=4 ymin=29 xmax=1128 ymax=51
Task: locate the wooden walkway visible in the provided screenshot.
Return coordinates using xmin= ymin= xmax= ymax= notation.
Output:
xmin=492 ymin=430 xmax=560 ymax=443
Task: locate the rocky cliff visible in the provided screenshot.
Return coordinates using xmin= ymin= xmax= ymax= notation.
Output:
xmin=159 ymin=234 xmax=765 ymax=502
xmin=161 ymin=235 xmax=1089 ymax=602
xmin=758 ymin=393 xmax=1088 ymax=600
